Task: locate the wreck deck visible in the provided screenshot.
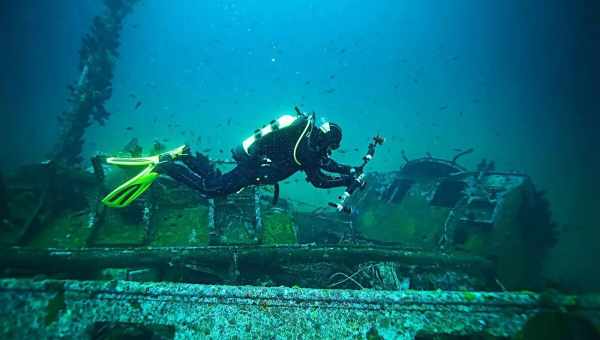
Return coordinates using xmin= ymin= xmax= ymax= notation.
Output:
xmin=1 ymin=278 xmax=599 ymax=339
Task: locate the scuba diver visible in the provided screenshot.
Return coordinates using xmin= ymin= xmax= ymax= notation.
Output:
xmin=102 ymin=107 xmax=367 ymax=209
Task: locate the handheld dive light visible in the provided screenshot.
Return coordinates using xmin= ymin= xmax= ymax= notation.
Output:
xmin=329 ymin=134 xmax=385 ymax=213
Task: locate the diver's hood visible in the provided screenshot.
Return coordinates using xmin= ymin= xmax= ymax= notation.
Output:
xmin=316 ymin=121 xmax=342 ymax=151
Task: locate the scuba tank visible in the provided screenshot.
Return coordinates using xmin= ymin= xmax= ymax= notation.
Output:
xmin=231 ymin=107 xmax=314 ymax=166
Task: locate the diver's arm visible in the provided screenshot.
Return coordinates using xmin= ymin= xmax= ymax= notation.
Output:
xmin=320 ymin=158 xmax=358 ymax=175
xmin=305 ymin=166 xmax=354 ymax=189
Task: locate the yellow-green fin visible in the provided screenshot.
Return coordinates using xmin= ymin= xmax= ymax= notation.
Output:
xmin=101 ymin=165 xmax=159 ymax=208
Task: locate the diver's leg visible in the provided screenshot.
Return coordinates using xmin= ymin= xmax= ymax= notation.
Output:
xmin=201 ymin=165 xmax=256 ymax=197
xmin=159 ymin=160 xmax=256 ymax=198
xmin=157 ymin=162 xmax=207 ymax=192
xmin=180 ymin=152 xmax=220 ymax=178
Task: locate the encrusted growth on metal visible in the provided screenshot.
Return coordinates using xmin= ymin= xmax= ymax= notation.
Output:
xmin=0 ymin=279 xmax=598 ymax=339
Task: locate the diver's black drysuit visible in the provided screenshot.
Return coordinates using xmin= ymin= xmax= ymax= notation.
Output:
xmin=158 ymin=114 xmax=358 ymax=198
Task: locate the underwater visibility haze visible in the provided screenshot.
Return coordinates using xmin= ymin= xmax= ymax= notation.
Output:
xmin=0 ymin=0 xmax=599 ymax=339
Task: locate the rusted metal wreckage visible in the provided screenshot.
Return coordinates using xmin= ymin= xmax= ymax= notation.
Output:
xmin=1 ymin=0 xmax=596 ymax=336
xmin=1 ymin=148 xmax=597 ymax=339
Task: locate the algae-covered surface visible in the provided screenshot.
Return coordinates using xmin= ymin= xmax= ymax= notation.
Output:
xmin=92 ymin=210 xmax=147 ymax=246
xmin=357 ymin=182 xmax=448 ymax=248
xmin=220 ymin=220 xmax=256 ymax=244
xmin=261 ymin=210 xmax=297 ymax=244
xmin=151 ymin=206 xmax=208 ymax=246
xmin=214 ymin=193 xmax=259 ymax=245
xmin=2 ymin=278 xmax=599 ymax=339
xmin=28 ymin=212 xmax=92 ymax=248
xmin=0 ymin=189 xmax=41 ymax=246
xmin=459 ymin=186 xmax=539 ymax=290
xmin=0 ymin=228 xmax=21 ymax=246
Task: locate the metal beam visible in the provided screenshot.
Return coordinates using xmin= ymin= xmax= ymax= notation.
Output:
xmin=0 ymin=278 xmax=598 ymax=339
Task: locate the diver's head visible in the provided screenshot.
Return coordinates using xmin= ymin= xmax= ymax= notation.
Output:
xmin=316 ymin=121 xmax=342 ymax=154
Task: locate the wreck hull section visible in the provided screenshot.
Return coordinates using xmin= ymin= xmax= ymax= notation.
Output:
xmin=1 ymin=278 xmax=599 ymax=339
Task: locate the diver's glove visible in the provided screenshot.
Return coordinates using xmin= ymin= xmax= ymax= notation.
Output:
xmin=348 ymin=172 xmax=366 ymax=191
xmin=350 ymin=165 xmax=364 ymax=175
xmin=335 ymin=173 xmax=366 ymax=206
xmin=356 ymin=172 xmax=367 ymax=188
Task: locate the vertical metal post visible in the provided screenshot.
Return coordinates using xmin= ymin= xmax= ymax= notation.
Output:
xmin=254 ymin=187 xmax=262 ymax=243
xmin=142 ymin=199 xmax=152 ymax=244
xmin=208 ymin=199 xmax=216 ymax=244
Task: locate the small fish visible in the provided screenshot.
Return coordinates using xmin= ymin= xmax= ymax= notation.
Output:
xmin=134 ymin=101 xmax=142 ymax=110
xmin=339 ymin=48 xmax=347 ymax=54
xmin=323 ymin=88 xmax=336 ymax=94
xmin=304 ymin=80 xmax=311 ymax=85
xmin=125 ymin=126 xmax=133 ymax=131
xmin=329 ymin=74 xmax=336 ymax=80
xmin=202 ymin=148 xmax=212 ymax=152
xmin=219 ymin=149 xmax=224 ymax=153
xmin=439 ymin=105 xmax=447 ymax=110
xmin=227 ymin=118 xmax=232 ymax=126
xmin=353 ymin=148 xmax=359 ymax=152
xmin=338 ymin=149 xmax=347 ymax=154
xmin=129 ymin=93 xmax=137 ymax=99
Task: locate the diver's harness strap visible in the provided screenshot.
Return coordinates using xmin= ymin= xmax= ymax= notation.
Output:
xmin=328 ymin=135 xmax=385 ymax=214
xmin=292 ymin=110 xmax=314 ymax=167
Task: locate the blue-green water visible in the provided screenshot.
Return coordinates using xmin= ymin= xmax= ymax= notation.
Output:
xmin=0 ymin=0 xmax=598 ymax=292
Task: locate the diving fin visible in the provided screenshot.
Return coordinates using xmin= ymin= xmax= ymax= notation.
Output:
xmin=105 ymin=144 xmax=188 ymax=168
xmin=101 ymin=145 xmax=188 ymax=208
xmin=101 ymin=164 xmax=159 ymax=208
xmin=105 ymin=156 xmax=159 ymax=167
